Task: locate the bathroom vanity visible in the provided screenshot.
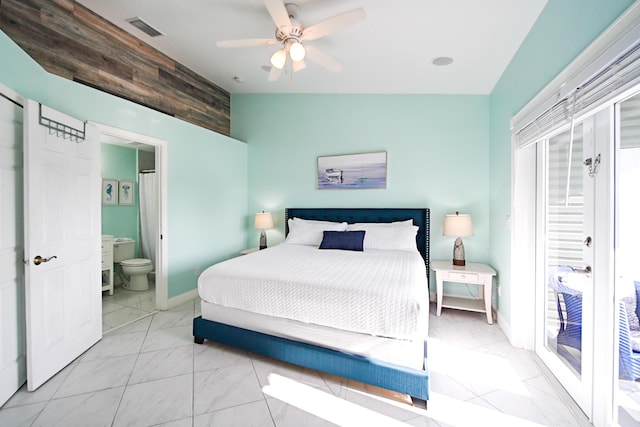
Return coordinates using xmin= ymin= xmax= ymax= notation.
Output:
xmin=101 ymin=235 xmax=114 ymax=295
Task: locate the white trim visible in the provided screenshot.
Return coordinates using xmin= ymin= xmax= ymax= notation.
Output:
xmin=0 ymin=81 xmax=24 ymax=107
xmin=510 ymin=142 xmax=537 ymax=351
xmin=88 ymin=121 xmax=170 ymax=311
xmin=590 ymin=103 xmax=616 ymax=427
xmin=168 ymin=289 xmax=199 ymax=310
xmin=511 ymin=2 xmax=640 ymax=134
xmin=496 ymin=310 xmax=517 ymax=347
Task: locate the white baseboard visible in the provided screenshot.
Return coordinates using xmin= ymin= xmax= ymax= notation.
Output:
xmin=496 ymin=310 xmax=530 ymax=350
xmin=496 ymin=310 xmax=513 ymax=342
xmin=167 ymin=288 xmax=199 ymax=310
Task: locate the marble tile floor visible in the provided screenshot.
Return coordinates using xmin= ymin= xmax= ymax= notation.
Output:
xmin=619 ymin=380 xmax=640 ymax=426
xmin=0 ymin=301 xmax=593 ymax=427
xmin=102 ymin=281 xmax=157 ymax=333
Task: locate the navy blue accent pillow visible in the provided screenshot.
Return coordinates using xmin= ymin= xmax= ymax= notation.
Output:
xmin=319 ymin=230 xmax=365 ymax=251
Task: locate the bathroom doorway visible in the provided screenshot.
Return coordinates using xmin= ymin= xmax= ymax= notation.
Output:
xmin=91 ymin=122 xmax=168 ymax=332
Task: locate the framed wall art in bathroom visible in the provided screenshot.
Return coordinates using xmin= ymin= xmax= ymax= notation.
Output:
xmin=118 ymin=180 xmax=134 ymax=205
xmin=102 ymin=179 xmax=118 ymax=205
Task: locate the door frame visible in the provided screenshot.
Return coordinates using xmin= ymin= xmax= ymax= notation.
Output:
xmin=0 ymin=82 xmax=26 ymax=405
xmin=89 ymin=122 xmax=169 ymax=310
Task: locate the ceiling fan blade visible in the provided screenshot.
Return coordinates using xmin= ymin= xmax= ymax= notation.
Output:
xmin=302 ymin=8 xmax=366 ymax=41
xmin=268 ymin=66 xmax=283 ymax=82
xmin=292 ymin=60 xmax=306 ymax=73
xmin=216 ymin=38 xmax=279 ymax=48
xmin=305 ymin=45 xmax=343 ymax=72
xmin=264 ymin=0 xmax=292 ymax=33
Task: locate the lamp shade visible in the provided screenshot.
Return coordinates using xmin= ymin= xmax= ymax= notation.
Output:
xmin=254 ymin=212 xmax=274 ymax=230
xmin=443 ymin=212 xmax=473 ymax=237
xmin=289 ymin=42 xmax=306 ymax=62
xmin=270 ymin=49 xmax=286 ymax=70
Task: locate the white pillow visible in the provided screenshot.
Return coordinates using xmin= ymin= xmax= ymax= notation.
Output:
xmin=346 ymin=222 xmax=418 ymax=252
xmin=285 ymin=218 xmax=348 ymax=246
xmin=348 ymin=219 xmax=414 ymax=228
xmin=291 ymin=217 xmax=346 ymax=227
xmin=390 ymin=219 xmax=414 ymax=226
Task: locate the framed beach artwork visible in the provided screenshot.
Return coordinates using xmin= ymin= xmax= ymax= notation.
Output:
xmin=118 ymin=180 xmax=134 ymax=205
xmin=317 ymin=152 xmax=387 ymax=190
xmin=102 ymin=179 xmax=118 ymax=205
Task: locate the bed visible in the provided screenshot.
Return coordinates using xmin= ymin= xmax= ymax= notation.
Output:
xmin=193 ymin=208 xmax=431 ymax=403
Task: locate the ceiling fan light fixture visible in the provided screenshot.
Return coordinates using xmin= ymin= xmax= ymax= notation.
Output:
xmin=270 ymin=48 xmax=287 ymax=69
xmin=289 ymin=41 xmax=306 ymax=62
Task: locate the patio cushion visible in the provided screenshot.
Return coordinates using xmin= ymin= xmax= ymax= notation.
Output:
xmin=630 ymin=330 xmax=640 ymax=353
xmin=623 ymin=294 xmax=640 ymax=331
xmin=635 ymin=281 xmax=640 ymax=320
xmin=621 ymin=278 xmax=640 ymax=331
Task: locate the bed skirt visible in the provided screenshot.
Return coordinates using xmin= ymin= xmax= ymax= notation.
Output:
xmin=193 ymin=316 xmax=430 ymax=402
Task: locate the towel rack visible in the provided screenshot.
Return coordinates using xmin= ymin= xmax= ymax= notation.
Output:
xmin=39 ymin=103 xmax=85 ymax=142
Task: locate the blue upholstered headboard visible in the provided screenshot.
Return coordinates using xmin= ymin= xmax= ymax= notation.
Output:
xmin=285 ymin=208 xmax=430 ymax=280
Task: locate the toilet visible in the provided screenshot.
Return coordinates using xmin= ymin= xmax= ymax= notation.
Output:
xmin=113 ymin=238 xmax=153 ymax=291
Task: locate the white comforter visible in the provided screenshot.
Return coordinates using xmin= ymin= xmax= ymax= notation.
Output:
xmin=197 ymin=244 xmax=429 ymax=339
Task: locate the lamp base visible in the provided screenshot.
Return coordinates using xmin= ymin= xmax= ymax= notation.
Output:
xmin=259 ymin=229 xmax=267 ymax=250
xmin=452 ymin=237 xmax=466 ymax=267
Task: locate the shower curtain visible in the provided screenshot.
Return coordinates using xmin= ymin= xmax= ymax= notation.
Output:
xmin=139 ymin=172 xmax=158 ymax=270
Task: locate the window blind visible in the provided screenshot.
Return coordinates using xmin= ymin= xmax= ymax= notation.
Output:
xmin=515 ymin=40 xmax=640 ymax=148
xmin=620 ymin=93 xmax=640 ymax=149
xmin=547 ymin=126 xmax=585 ymax=267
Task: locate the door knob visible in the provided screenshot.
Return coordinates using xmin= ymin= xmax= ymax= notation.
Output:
xmin=33 ymin=255 xmax=57 ymax=265
xmin=574 ymin=266 xmax=592 ymax=278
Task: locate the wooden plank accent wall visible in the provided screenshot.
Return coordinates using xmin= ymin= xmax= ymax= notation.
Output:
xmin=0 ymin=0 xmax=230 ymax=135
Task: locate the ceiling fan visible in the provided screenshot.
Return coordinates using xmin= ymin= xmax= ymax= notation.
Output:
xmin=216 ymin=0 xmax=366 ymax=81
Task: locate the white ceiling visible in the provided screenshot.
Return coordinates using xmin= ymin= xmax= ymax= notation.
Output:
xmin=76 ymin=0 xmax=547 ymax=95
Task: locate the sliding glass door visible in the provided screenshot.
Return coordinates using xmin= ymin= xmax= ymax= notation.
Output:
xmin=616 ymin=91 xmax=640 ymax=426
xmin=511 ymin=20 xmax=640 ymax=423
xmin=536 ymin=118 xmax=595 ymax=416
xmin=531 ymin=88 xmax=640 ymax=424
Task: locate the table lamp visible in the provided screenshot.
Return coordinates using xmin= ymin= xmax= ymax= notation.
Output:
xmin=254 ymin=211 xmax=274 ymax=250
xmin=443 ymin=212 xmax=474 ymax=266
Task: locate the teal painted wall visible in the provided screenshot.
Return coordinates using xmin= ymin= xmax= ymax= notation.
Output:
xmin=101 ymin=144 xmax=138 ymax=255
xmin=232 ymin=94 xmax=492 ymax=290
xmin=489 ymin=0 xmax=634 ymax=323
xmin=3 ymin=0 xmax=632 ymax=312
xmin=0 ymin=30 xmax=248 ymax=299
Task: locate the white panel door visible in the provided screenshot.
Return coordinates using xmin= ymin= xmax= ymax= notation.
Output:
xmin=0 ymin=95 xmax=25 ymax=405
xmin=23 ymin=100 xmax=101 ymax=391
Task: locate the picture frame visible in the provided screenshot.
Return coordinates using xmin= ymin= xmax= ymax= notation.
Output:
xmin=317 ymin=152 xmax=387 ymax=190
xmin=118 ymin=180 xmax=134 ymax=205
xmin=102 ymin=179 xmax=118 ymax=205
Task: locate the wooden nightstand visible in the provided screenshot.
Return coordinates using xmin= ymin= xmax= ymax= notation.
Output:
xmin=430 ymin=260 xmax=497 ymax=324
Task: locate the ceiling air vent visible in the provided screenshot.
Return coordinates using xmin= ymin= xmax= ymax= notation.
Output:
xmin=126 ymin=17 xmax=164 ymax=37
